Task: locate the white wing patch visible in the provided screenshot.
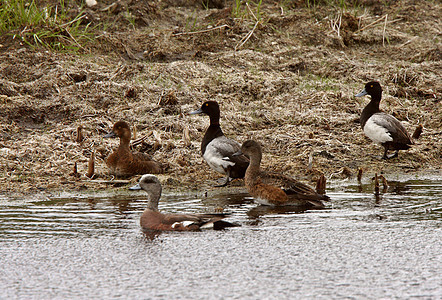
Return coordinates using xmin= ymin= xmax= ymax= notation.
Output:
xmin=172 ymin=221 xmax=195 ymax=228
xmin=364 ymin=117 xmax=393 ymax=144
xmin=200 ymin=222 xmax=214 ymax=229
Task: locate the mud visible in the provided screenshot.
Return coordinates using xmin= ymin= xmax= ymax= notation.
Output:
xmin=0 ymin=0 xmax=440 ymax=195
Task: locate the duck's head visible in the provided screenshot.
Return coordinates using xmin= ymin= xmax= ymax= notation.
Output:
xmin=130 ymin=174 xmax=162 ymax=210
xmin=238 ymin=140 xmax=262 ymax=160
xmin=189 ymin=101 xmax=220 ymax=118
xmin=355 ymin=81 xmax=382 ymax=100
xmin=104 ymin=121 xmax=131 ymax=139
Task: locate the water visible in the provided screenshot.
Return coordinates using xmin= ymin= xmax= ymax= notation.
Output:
xmin=1 ymin=177 xmax=441 ymax=299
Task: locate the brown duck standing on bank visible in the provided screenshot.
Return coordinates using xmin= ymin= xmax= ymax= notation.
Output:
xmin=130 ymin=174 xmax=237 ymax=231
xmin=356 ymin=81 xmax=413 ymax=159
xmin=104 ymin=121 xmax=163 ymax=176
xmin=236 ymin=140 xmax=330 ymax=207
xmin=189 ymin=101 xmax=249 ymax=187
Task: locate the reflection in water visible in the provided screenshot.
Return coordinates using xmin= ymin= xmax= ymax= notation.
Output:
xmin=0 ymin=178 xmax=441 ymax=299
xmin=247 ymin=205 xmax=313 ymax=218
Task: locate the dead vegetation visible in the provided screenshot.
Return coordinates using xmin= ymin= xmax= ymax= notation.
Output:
xmin=0 ymin=0 xmax=440 ymax=194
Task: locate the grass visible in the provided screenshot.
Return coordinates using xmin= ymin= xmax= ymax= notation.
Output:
xmin=0 ymin=0 xmax=93 ymax=51
xmin=232 ymin=0 xmax=264 ymax=21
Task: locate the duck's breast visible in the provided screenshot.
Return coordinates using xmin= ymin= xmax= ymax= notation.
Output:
xmin=363 ymin=113 xmax=395 ymax=144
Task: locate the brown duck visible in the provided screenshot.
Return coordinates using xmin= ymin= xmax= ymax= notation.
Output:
xmin=237 ymin=140 xmax=330 ymax=207
xmin=104 ymin=121 xmax=162 ymax=176
xmin=130 ymin=174 xmax=236 ymax=231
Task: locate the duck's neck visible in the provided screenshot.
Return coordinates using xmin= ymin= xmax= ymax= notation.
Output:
xmin=146 ymin=188 xmax=161 ymax=211
xmin=360 ymin=95 xmax=381 ymax=128
xmin=201 ymin=122 xmax=224 ymax=154
xmin=245 ymin=152 xmax=262 ymax=186
xmin=118 ymin=135 xmax=131 ymax=150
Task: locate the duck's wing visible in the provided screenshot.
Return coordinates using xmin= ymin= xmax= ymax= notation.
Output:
xmin=370 ymin=113 xmax=413 ymax=144
xmin=260 ymin=171 xmax=330 ymax=204
xmin=164 ymin=212 xmax=237 ymax=230
xmin=205 ymin=136 xmax=249 ymax=174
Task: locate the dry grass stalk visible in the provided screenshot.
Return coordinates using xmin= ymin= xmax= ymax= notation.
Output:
xmin=307 ymin=151 xmax=313 ymax=171
xmin=235 ymin=20 xmax=260 ymax=51
xmin=382 ymin=14 xmax=388 ymax=47
xmin=86 ymin=151 xmax=95 ymax=179
xmin=76 ymin=126 xmax=84 ymax=143
xmin=183 ymin=125 xmax=191 ymax=147
xmin=330 ymin=13 xmax=342 ymax=37
xmin=412 ymin=124 xmax=423 ymax=140
xmin=356 ymin=14 xmax=402 ymax=43
xmin=374 ymin=173 xmax=380 ymax=195
xmin=131 ymin=134 xmax=150 ymax=147
xmin=379 ymin=174 xmax=389 ymax=191
xmin=357 ymin=168 xmax=363 ymax=182
xmin=71 ymin=162 xmax=80 ymax=178
xmin=172 ymin=24 xmax=230 ymax=37
xmin=316 ymin=174 xmax=326 ymax=195
xmin=132 ymin=125 xmax=137 ymax=140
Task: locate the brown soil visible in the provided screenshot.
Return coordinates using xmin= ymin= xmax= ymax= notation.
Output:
xmin=0 ymin=0 xmax=441 ymax=195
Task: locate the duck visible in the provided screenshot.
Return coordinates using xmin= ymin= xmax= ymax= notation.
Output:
xmin=104 ymin=121 xmax=163 ymax=176
xmin=130 ymin=174 xmax=237 ymax=231
xmin=355 ymin=81 xmax=413 ymax=159
xmin=189 ymin=101 xmax=249 ymax=186
xmin=236 ymin=140 xmax=330 ymax=207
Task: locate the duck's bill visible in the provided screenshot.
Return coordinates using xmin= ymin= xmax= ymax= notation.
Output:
xmin=104 ymin=131 xmax=116 ymax=138
xmin=355 ymin=88 xmax=368 ymax=97
xmin=189 ymin=108 xmax=203 ymax=115
xmin=232 ymin=150 xmax=243 ymax=157
xmin=129 ymin=183 xmax=141 ymax=190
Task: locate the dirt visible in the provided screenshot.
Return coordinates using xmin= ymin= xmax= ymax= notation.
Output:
xmin=0 ymin=0 xmax=440 ymax=196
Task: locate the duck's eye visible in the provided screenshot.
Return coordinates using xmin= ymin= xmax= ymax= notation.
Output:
xmin=370 ymin=85 xmax=373 ymax=88
xmin=205 ymin=103 xmax=208 ymax=106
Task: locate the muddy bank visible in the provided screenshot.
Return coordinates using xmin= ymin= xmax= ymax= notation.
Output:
xmin=0 ymin=0 xmax=440 ymax=195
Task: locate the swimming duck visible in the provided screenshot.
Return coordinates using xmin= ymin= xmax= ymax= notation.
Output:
xmin=237 ymin=140 xmax=330 ymax=207
xmin=130 ymin=174 xmax=236 ymax=231
xmin=104 ymin=121 xmax=163 ymax=176
xmin=189 ymin=101 xmax=249 ymax=186
xmin=356 ymin=81 xmax=413 ymax=159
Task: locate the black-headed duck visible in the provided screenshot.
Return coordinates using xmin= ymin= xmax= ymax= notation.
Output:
xmin=130 ymin=174 xmax=236 ymax=231
xmin=237 ymin=140 xmax=330 ymax=207
xmin=356 ymin=81 xmax=413 ymax=159
xmin=189 ymin=101 xmax=249 ymax=186
xmin=104 ymin=121 xmax=163 ymax=176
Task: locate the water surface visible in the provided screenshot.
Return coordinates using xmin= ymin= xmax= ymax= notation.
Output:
xmin=1 ymin=177 xmax=441 ymax=299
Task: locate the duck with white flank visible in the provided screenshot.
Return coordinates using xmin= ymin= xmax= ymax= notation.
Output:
xmin=237 ymin=140 xmax=330 ymax=207
xmin=189 ymin=101 xmax=249 ymax=186
xmin=130 ymin=174 xmax=236 ymax=231
xmin=356 ymin=81 xmax=413 ymax=159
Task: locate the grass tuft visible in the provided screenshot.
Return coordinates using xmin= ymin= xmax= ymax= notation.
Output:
xmin=0 ymin=0 xmax=93 ymax=51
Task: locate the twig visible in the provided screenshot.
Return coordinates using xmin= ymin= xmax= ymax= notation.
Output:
xmin=246 ymin=2 xmax=258 ymax=22
xmin=59 ymin=14 xmax=87 ymax=28
xmin=172 ymin=24 xmax=229 ymax=36
xmin=382 ymin=14 xmax=388 ymax=47
xmin=356 ymin=15 xmax=401 ymax=33
xmin=131 ymin=134 xmax=150 ymax=147
xmin=330 ymin=13 xmax=342 ymax=37
xmin=65 ymin=27 xmax=84 ymax=50
xmin=82 ymin=179 xmax=131 ymax=184
xmin=235 ymin=20 xmax=259 ymax=51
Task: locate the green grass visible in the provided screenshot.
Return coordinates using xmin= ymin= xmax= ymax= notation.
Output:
xmin=232 ymin=0 xmax=264 ymax=21
xmin=0 ymin=0 xmax=93 ymax=51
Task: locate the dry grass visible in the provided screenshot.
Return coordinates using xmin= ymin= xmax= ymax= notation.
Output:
xmin=0 ymin=0 xmax=440 ymax=194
